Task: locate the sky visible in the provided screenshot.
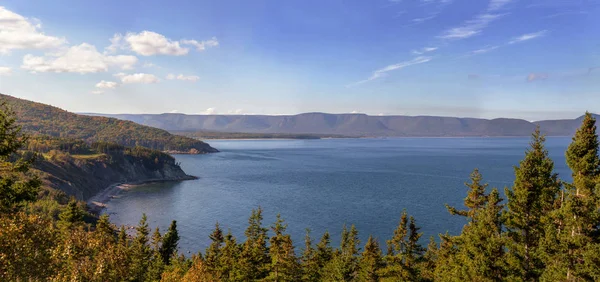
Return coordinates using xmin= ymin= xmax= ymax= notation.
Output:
xmin=0 ymin=0 xmax=598 ymax=120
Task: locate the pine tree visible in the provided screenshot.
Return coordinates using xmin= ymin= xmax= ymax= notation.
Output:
xmin=160 ymin=220 xmax=180 ymax=265
xmin=266 ymin=214 xmax=300 ymax=281
xmin=0 ymin=102 xmax=40 ymax=214
xmin=359 ymin=235 xmax=383 ymax=282
xmin=204 ymin=222 xmax=224 ymax=277
xmin=504 ymin=127 xmax=561 ymax=281
xmin=542 ymin=113 xmax=600 ymax=281
xmin=238 ymin=207 xmax=270 ymax=280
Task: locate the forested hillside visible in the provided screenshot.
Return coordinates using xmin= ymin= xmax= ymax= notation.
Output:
xmin=0 ymin=94 xmax=218 ymax=154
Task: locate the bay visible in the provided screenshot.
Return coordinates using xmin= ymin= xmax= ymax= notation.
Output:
xmin=104 ymin=137 xmax=572 ymax=254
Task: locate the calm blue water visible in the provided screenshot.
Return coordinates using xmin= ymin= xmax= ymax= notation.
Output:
xmin=105 ymin=137 xmax=572 ymax=254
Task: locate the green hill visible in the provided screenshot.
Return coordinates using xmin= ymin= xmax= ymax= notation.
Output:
xmin=0 ymin=94 xmax=218 ymax=154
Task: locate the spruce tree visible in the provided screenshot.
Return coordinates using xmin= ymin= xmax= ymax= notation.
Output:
xmin=204 ymin=222 xmax=224 ymax=277
xmin=419 ymin=236 xmax=438 ymax=282
xmin=58 ymin=198 xmax=85 ymax=230
xmin=323 ymin=224 xmax=360 ymax=281
xmin=160 ymin=220 xmax=180 ymax=265
xmin=219 ymin=230 xmax=241 ymax=281
xmin=315 ymin=230 xmax=334 ymax=276
xmin=381 ymin=210 xmax=425 ymax=281
xmin=239 ymin=207 xmax=270 ymax=280
xmin=129 ymin=214 xmax=152 ymax=281
xmin=444 ymin=170 xmax=506 ymax=281
xmin=146 ymin=227 xmax=165 ymax=281
xmin=300 ymin=228 xmax=321 ymax=281
xmin=446 ymin=168 xmax=488 ymax=220
xmin=542 ymin=112 xmax=600 ymax=280
xmin=266 ymin=214 xmax=300 ymax=281
xmin=504 ymin=127 xmax=561 ymax=281
xmin=0 ymin=102 xmax=40 ymax=214
xmin=358 ymin=235 xmax=383 ymax=282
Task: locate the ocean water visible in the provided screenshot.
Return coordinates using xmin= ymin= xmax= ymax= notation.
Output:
xmin=104 ymin=137 xmax=572 ymax=254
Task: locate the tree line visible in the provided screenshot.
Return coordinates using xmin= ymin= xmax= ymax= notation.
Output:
xmin=1 ymin=102 xmax=600 ymax=281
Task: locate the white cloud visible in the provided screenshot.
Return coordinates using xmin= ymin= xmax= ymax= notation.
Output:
xmin=470 ymin=45 xmax=500 ymax=55
xmin=166 ymin=73 xmax=200 ymax=82
xmin=115 ymin=73 xmax=159 ymax=84
xmin=180 ymin=37 xmax=219 ymax=51
xmin=0 ymin=6 xmax=66 ymax=54
xmin=107 ymin=31 xmax=218 ymax=56
xmin=95 ymin=80 xmax=118 ymax=89
xmin=412 ymin=47 xmax=438 ymax=55
xmin=439 ymin=13 xmax=505 ymax=39
xmin=488 ymin=0 xmax=513 ymax=11
xmin=509 ymin=30 xmax=548 ymax=44
xmin=199 ymin=108 xmax=216 ymax=115
xmin=143 ymin=62 xmax=156 ymax=68
xmin=0 ymin=66 xmax=12 ymax=75
xmin=349 ymin=56 xmax=432 ymax=86
xmin=21 ymin=43 xmax=138 ymax=73
xmin=91 ymin=90 xmax=104 ymax=94
xmin=169 ymin=109 xmax=179 ymax=113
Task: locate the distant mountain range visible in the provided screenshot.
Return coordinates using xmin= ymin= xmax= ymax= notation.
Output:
xmin=84 ymin=112 xmax=600 ymax=137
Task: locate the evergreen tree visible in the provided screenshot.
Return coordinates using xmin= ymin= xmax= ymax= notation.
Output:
xmin=433 ymin=232 xmax=460 ymax=281
xmin=446 ymin=168 xmax=489 ymax=220
xmin=315 ymin=230 xmax=334 ymax=279
xmin=300 ymin=228 xmax=321 ymax=281
xmin=145 ymin=227 xmax=165 ymax=281
xmin=204 ymin=222 xmax=224 ymax=277
xmin=444 ymin=170 xmax=507 ymax=281
xmin=129 ymin=214 xmax=152 ymax=281
xmin=381 ymin=210 xmax=425 ymax=281
xmin=219 ymin=230 xmax=241 ymax=281
xmin=503 ymin=127 xmax=561 ymax=281
xmin=160 ymin=220 xmax=180 ymax=265
xmin=0 ymin=102 xmax=40 ymax=214
xmin=420 ymin=236 xmax=438 ymax=282
xmin=542 ymin=113 xmax=600 ymax=281
xmin=95 ymin=214 xmax=116 ymax=245
xmin=266 ymin=214 xmax=300 ymax=281
xmin=238 ymin=207 xmax=270 ymax=280
xmin=358 ymin=235 xmax=383 ymax=282
xmin=323 ymin=225 xmax=360 ymax=281
xmin=58 ymin=198 xmax=85 ymax=230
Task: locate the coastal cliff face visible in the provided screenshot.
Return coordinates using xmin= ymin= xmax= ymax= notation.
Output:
xmin=33 ymin=152 xmax=195 ymax=201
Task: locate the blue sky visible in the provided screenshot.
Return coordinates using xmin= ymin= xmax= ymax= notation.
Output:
xmin=0 ymin=0 xmax=598 ymax=120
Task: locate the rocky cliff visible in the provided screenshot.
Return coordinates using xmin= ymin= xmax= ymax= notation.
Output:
xmin=33 ymin=152 xmax=195 ymax=201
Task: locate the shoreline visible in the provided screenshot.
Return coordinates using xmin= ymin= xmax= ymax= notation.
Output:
xmin=86 ymin=175 xmax=198 ymax=215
